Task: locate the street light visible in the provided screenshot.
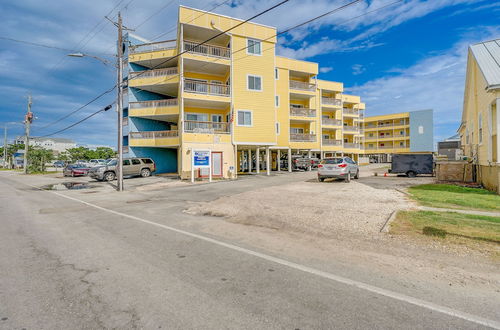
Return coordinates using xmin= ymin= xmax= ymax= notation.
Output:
xmin=67 ymin=53 xmax=113 ymax=67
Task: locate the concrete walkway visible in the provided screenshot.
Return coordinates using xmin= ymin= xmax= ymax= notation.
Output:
xmin=418 ymin=206 xmax=500 ymax=217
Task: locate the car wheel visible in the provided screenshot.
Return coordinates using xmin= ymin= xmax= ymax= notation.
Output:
xmin=406 ymin=171 xmax=416 ymax=178
xmin=318 ymin=177 xmax=324 ymax=182
xmin=104 ymin=171 xmax=116 ymax=181
xmin=140 ymin=168 xmax=151 ymax=177
xmin=354 ymin=170 xmax=359 ymax=179
xmin=345 ymin=172 xmax=351 ymax=183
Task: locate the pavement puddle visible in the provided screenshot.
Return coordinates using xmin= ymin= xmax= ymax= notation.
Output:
xmin=40 ymin=182 xmax=97 ymax=191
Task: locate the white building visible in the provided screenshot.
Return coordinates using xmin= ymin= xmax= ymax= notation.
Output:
xmin=15 ymin=137 xmax=76 ymax=154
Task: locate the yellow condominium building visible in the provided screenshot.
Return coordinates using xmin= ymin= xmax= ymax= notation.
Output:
xmin=124 ymin=6 xmax=366 ymax=179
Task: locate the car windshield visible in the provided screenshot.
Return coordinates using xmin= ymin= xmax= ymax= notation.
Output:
xmin=107 ymin=160 xmax=117 ymax=166
xmin=321 ymin=158 xmax=344 ymax=164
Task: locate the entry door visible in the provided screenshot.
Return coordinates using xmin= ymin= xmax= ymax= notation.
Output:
xmin=212 ymin=152 xmax=223 ymax=177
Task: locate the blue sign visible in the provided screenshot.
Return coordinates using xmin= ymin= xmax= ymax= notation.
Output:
xmin=193 ymin=150 xmax=210 ymax=167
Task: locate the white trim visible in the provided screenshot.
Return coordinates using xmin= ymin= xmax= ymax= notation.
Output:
xmin=246 ymin=38 xmax=262 ymax=56
xmin=234 ymin=142 xmax=277 ymax=146
xmin=247 ymin=74 xmax=263 ymax=91
xmin=236 ymin=110 xmax=253 ymax=127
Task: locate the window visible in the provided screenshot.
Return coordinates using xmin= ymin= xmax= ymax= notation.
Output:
xmin=369 ymin=133 xmax=374 ymax=137
xmin=141 ymin=158 xmax=153 ymax=164
xmin=275 ymin=68 xmax=279 ymax=79
xmin=186 ymin=113 xmax=208 ymax=121
xmin=290 ymin=104 xmax=303 ymax=108
xmin=237 ymin=110 xmax=252 ymax=126
xmin=368 ymin=144 xmax=373 ymax=148
xmin=247 ymin=38 xmax=261 ymax=55
xmin=275 ymin=95 xmax=279 ymax=107
xmin=291 ymin=127 xmax=304 ymax=134
xmin=131 ymin=159 xmax=141 ymax=165
xmin=247 ymin=75 xmax=262 ymax=91
xmin=123 ymin=159 xmax=131 ymax=166
xmin=212 ymin=114 xmax=222 ymax=122
xmin=276 ymin=122 xmax=280 ymax=135
xmin=323 ymin=134 xmax=330 ymax=140
xmin=418 ymin=125 xmax=424 ymax=134
xmin=478 ymin=113 xmax=483 ymax=144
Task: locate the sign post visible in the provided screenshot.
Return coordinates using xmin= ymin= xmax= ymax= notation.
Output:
xmin=191 ymin=149 xmax=212 ymax=183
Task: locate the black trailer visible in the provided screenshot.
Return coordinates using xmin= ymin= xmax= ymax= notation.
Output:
xmin=389 ymin=154 xmax=434 ymax=177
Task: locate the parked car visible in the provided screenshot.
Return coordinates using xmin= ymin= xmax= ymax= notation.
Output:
xmin=317 ymin=157 xmax=359 ymax=182
xmin=53 ymin=160 xmax=66 ymax=168
xmin=291 ymin=155 xmax=320 ymax=170
xmin=389 ymin=154 xmax=434 ymax=177
xmin=88 ymin=157 xmax=156 ymax=181
xmin=88 ymin=159 xmax=106 ymax=167
xmin=63 ymin=164 xmax=90 ymax=177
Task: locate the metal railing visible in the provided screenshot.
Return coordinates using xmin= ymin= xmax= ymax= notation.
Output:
xmin=321 ymin=97 xmax=342 ymax=106
xmin=122 ymin=117 xmax=128 ymax=126
xmin=289 ymin=80 xmax=315 ymax=91
xmin=343 ymin=126 xmax=360 ymax=132
xmin=322 ymin=139 xmax=343 ymax=146
xmin=129 ymin=40 xmax=176 ymax=54
xmin=184 ymin=40 xmax=230 ymax=59
xmin=129 ymin=67 xmax=178 ymax=79
xmin=184 ymin=121 xmax=230 ymax=134
xmin=184 ymin=79 xmax=230 ymax=96
xmin=129 ymin=130 xmax=179 ymax=139
xmin=290 ymin=133 xmax=316 ymax=142
xmin=344 ymin=143 xmax=360 ymax=148
xmin=343 ymin=108 xmax=359 ymax=115
xmin=322 ymin=118 xmax=342 ymax=126
xmin=290 ymin=107 xmax=316 ymax=117
xmin=123 ymin=146 xmax=129 ymax=153
xmin=129 ymin=99 xmax=178 ymax=109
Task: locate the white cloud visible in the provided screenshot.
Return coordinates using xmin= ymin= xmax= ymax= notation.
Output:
xmin=351 ymin=64 xmax=365 ymax=75
xmin=319 ymin=66 xmax=333 ymax=73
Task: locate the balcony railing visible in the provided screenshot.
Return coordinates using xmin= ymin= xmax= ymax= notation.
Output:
xmin=344 ymin=143 xmax=360 ymax=148
xmin=322 ymin=139 xmax=343 ymax=146
xmin=123 ymin=146 xmax=129 ymax=153
xmin=184 ymin=79 xmax=230 ymax=96
xmin=129 ymin=67 xmax=178 ymax=79
xmin=290 ymin=107 xmax=316 ymax=117
xmin=129 ymin=99 xmax=178 ymax=109
xmin=184 ymin=121 xmax=230 ymax=134
xmin=321 ymin=97 xmax=342 ymax=106
xmin=184 ymin=40 xmax=230 ymax=59
xmin=290 ymin=133 xmax=316 ymax=142
xmin=343 ymin=108 xmax=359 ymax=115
xmin=129 ymin=130 xmax=179 ymax=139
xmin=289 ymin=80 xmax=315 ymax=91
xmin=129 ymin=40 xmax=176 ymax=54
xmin=343 ymin=126 xmax=360 ymax=132
xmin=122 ymin=117 xmax=128 ymax=126
xmin=322 ymin=118 xmax=342 ymax=126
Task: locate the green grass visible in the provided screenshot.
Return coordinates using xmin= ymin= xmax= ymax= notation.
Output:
xmin=408 ymin=184 xmax=500 ymax=212
xmin=391 ymin=210 xmax=500 ymax=245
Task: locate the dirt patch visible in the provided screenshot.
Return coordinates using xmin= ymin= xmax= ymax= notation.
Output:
xmin=185 ymin=180 xmax=415 ymax=239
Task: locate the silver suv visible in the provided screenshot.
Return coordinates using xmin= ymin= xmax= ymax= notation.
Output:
xmin=89 ymin=158 xmax=156 ymax=181
xmin=317 ymin=157 xmax=359 ymax=182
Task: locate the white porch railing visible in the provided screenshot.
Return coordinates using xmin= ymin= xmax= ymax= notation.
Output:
xmin=344 ymin=143 xmax=360 ymax=148
xmin=122 ymin=117 xmax=128 ymax=126
xmin=321 ymin=98 xmax=342 ymax=106
xmin=322 ymin=118 xmax=342 ymax=126
xmin=129 ymin=67 xmax=178 ymax=79
xmin=343 ymin=108 xmax=359 ymax=115
xmin=184 ymin=40 xmax=230 ymax=59
xmin=129 ymin=130 xmax=179 ymax=139
xmin=290 ymin=133 xmax=316 ymax=142
xmin=129 ymin=40 xmax=176 ymax=54
xmin=343 ymin=126 xmax=360 ymax=132
xmin=129 ymin=99 xmax=178 ymax=109
xmin=289 ymin=80 xmax=315 ymax=91
xmin=290 ymin=107 xmax=316 ymax=117
xmin=183 ymin=79 xmax=230 ymax=96
xmin=184 ymin=121 xmax=230 ymax=134
xmin=322 ymin=139 xmax=343 ymax=146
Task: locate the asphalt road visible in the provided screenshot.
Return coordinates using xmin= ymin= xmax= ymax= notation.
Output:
xmin=0 ymin=172 xmax=498 ymax=330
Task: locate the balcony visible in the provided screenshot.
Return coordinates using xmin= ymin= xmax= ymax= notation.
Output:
xmin=290 ymin=133 xmax=316 ymax=142
xmin=184 ymin=79 xmax=230 ymax=96
xmin=289 ymin=80 xmax=315 ymax=91
xmin=129 ymin=99 xmax=178 ymax=110
xmin=322 ymin=139 xmax=342 ymax=146
xmin=290 ymin=107 xmax=316 ymax=118
xmin=129 ymin=130 xmax=179 ymax=147
xmin=129 ymin=130 xmax=178 ymax=139
xmin=321 ymin=97 xmax=342 ymax=107
xmin=184 ymin=121 xmax=230 ymax=134
xmin=343 ymin=126 xmax=360 ymax=132
xmin=123 ymin=146 xmax=129 ymax=153
xmin=129 ymin=99 xmax=179 ymax=118
xmin=343 ymin=108 xmax=359 ymax=116
xmin=322 ymin=118 xmax=342 ymax=126
xmin=129 ymin=40 xmax=176 ymax=54
xmin=129 ymin=67 xmax=178 ymax=80
xmin=122 ymin=117 xmax=128 ymax=126
xmin=344 ymin=143 xmax=360 ymax=149
xmin=184 ymin=40 xmax=230 ymax=59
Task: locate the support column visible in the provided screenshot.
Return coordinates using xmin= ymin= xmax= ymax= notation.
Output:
xmin=288 ymin=148 xmax=292 ymax=172
xmin=248 ymin=149 xmax=252 ymax=173
xmin=277 ymin=149 xmax=281 ymax=172
xmin=496 ymin=98 xmax=500 ymax=164
xmin=256 ymin=148 xmax=260 ymax=174
xmin=266 ymin=147 xmax=270 ymax=176
xmin=234 ymin=145 xmax=238 ymax=179
xmin=307 ymin=150 xmax=312 ymax=171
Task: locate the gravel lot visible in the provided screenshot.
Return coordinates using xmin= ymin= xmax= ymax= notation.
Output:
xmin=186 ymin=177 xmax=417 ymax=239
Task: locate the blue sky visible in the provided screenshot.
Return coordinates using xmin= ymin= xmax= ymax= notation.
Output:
xmin=0 ymin=0 xmax=498 ymax=148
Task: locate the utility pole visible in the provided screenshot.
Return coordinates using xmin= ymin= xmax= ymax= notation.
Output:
xmin=23 ymin=95 xmax=33 ymax=174
xmin=116 ymin=12 xmax=124 ymax=191
xmin=3 ymin=125 xmax=7 ymax=168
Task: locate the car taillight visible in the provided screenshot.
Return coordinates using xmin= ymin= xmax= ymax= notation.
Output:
xmin=294 ymin=159 xmax=298 ymax=163
xmin=318 ymin=164 xmax=323 ymax=168
xmin=310 ymin=160 xmax=314 ymax=164
xmin=338 ymin=163 xmax=347 ymax=168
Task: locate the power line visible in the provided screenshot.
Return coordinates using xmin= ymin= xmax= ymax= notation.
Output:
xmin=134 ymin=0 xmax=178 ymax=31
xmin=0 ymin=36 xmax=111 ymax=55
xmin=39 ymin=104 xmax=114 ymax=138
xmin=37 ymin=85 xmax=116 ymax=130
